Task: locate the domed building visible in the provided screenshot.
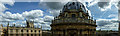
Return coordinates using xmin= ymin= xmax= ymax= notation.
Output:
xmin=51 ymin=2 xmax=97 ymax=36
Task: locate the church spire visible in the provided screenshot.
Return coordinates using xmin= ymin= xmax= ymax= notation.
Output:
xmin=7 ymin=21 xmax=9 ymax=27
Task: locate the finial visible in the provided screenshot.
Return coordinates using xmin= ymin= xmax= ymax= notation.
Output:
xmin=13 ymin=24 xmax=15 ymax=27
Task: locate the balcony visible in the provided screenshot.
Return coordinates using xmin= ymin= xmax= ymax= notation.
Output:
xmin=52 ymin=17 xmax=96 ymax=25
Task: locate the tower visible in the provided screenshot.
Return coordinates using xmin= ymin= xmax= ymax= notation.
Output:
xmin=26 ymin=20 xmax=34 ymax=28
xmin=7 ymin=22 xmax=9 ymax=27
xmin=51 ymin=2 xmax=97 ymax=36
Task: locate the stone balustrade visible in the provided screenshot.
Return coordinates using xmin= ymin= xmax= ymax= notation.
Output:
xmin=52 ymin=17 xmax=96 ymax=25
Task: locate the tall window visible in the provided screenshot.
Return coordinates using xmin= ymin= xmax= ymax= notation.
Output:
xmin=16 ymin=29 xmax=18 ymax=32
xmin=27 ymin=30 xmax=29 ymax=32
xmin=21 ymin=30 xmax=23 ymax=32
xmin=16 ymin=34 xmax=18 ymax=36
xmin=72 ymin=14 xmax=76 ymax=17
xmin=31 ymin=34 xmax=33 ymax=36
xmin=34 ymin=30 xmax=36 ymax=32
xmin=21 ymin=34 xmax=24 ymax=36
xmin=39 ymin=30 xmax=40 ymax=33
xmin=10 ymin=29 xmax=13 ymax=32
xmin=31 ymin=30 xmax=33 ymax=32
xmin=27 ymin=34 xmax=29 ymax=36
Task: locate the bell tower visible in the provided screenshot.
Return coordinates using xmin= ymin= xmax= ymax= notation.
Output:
xmin=26 ymin=20 xmax=34 ymax=28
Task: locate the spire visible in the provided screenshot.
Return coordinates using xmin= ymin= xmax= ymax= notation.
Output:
xmin=13 ymin=24 xmax=15 ymax=27
xmin=7 ymin=21 xmax=9 ymax=27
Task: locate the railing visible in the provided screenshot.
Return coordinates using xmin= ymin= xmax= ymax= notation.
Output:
xmin=52 ymin=17 xmax=96 ymax=25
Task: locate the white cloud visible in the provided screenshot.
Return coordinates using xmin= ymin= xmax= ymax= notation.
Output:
xmin=0 ymin=0 xmax=15 ymax=14
xmin=0 ymin=0 xmax=15 ymax=22
xmin=108 ymin=14 xmax=118 ymax=18
xmin=0 ymin=3 xmax=7 ymax=13
xmin=0 ymin=0 xmax=15 ymax=6
xmin=44 ymin=15 xmax=54 ymax=22
xmin=2 ymin=11 xmax=24 ymax=20
xmin=22 ymin=10 xmax=43 ymax=19
xmin=41 ymin=24 xmax=51 ymax=30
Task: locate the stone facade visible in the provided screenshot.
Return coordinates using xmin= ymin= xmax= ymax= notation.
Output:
xmin=51 ymin=2 xmax=97 ymax=36
xmin=0 ymin=25 xmax=4 ymax=36
xmin=0 ymin=20 xmax=42 ymax=36
xmin=119 ymin=8 xmax=120 ymax=36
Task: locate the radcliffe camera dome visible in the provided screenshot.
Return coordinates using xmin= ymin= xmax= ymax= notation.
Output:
xmin=62 ymin=2 xmax=87 ymax=13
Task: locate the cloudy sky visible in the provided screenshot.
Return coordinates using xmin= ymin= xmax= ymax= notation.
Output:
xmin=0 ymin=0 xmax=119 ymax=31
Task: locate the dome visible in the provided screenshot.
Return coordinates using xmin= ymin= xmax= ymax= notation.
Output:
xmin=62 ymin=2 xmax=87 ymax=13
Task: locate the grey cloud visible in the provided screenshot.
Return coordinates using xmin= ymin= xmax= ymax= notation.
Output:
xmin=22 ymin=10 xmax=43 ymax=19
xmin=97 ymin=20 xmax=118 ymax=26
xmin=39 ymin=2 xmax=65 ymax=10
xmin=39 ymin=2 xmax=67 ymax=17
xmin=118 ymin=1 xmax=120 ymax=8
xmin=98 ymin=2 xmax=110 ymax=9
xmin=49 ymin=10 xmax=60 ymax=17
xmin=96 ymin=19 xmax=119 ymax=31
xmin=97 ymin=23 xmax=118 ymax=31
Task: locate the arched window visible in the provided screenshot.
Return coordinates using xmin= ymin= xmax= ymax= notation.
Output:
xmin=72 ymin=2 xmax=75 ymax=5
xmin=31 ymin=30 xmax=33 ymax=32
xmin=65 ymin=13 xmax=68 ymax=17
xmin=21 ymin=29 xmax=23 ymax=32
xmin=79 ymin=12 xmax=82 ymax=17
xmin=72 ymin=14 xmax=76 ymax=17
xmin=27 ymin=30 xmax=29 ymax=32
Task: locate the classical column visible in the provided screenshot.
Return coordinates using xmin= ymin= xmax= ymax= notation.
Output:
xmin=77 ymin=29 xmax=80 ymax=36
xmin=63 ymin=30 xmax=65 ymax=36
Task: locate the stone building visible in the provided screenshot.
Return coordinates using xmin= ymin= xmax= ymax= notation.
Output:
xmin=0 ymin=20 xmax=42 ymax=36
xmin=0 ymin=24 xmax=4 ymax=36
xmin=118 ymin=1 xmax=120 ymax=36
xmin=96 ymin=30 xmax=118 ymax=36
xmin=51 ymin=2 xmax=97 ymax=36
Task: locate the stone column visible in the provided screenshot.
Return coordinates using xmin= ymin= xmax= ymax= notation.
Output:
xmin=77 ymin=29 xmax=80 ymax=36
xmin=63 ymin=30 xmax=65 ymax=36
